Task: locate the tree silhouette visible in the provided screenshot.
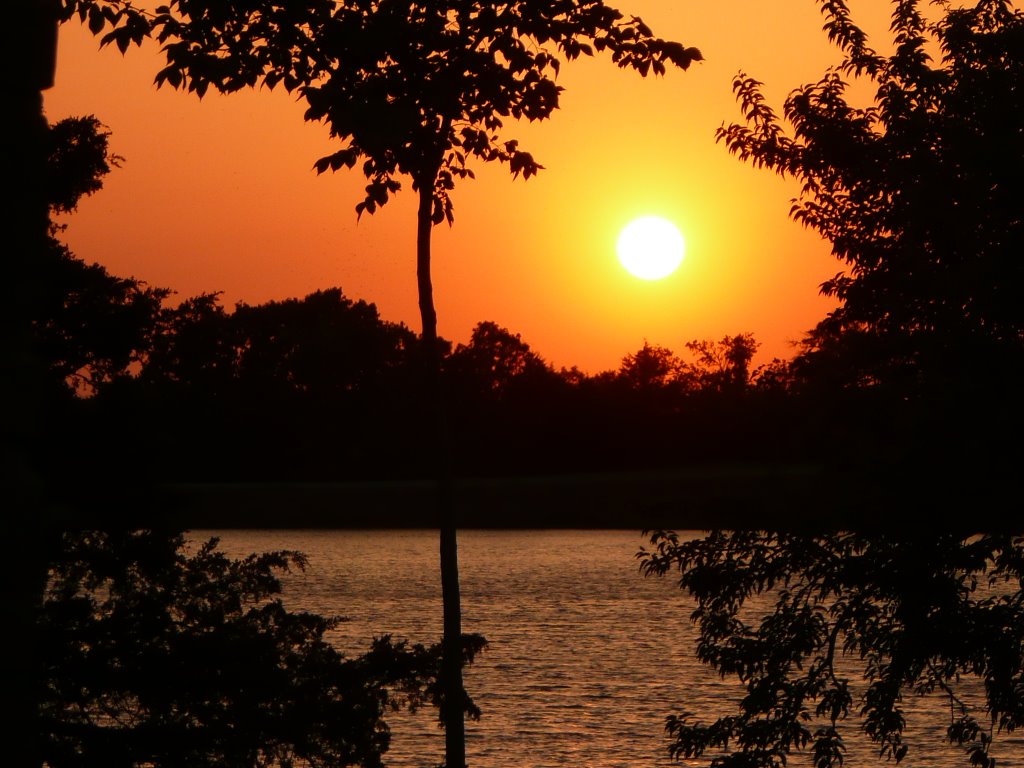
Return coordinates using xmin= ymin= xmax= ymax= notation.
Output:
xmin=684 ymin=334 xmax=758 ymax=394
xmin=229 ymin=289 xmax=417 ymax=399
xmin=58 ymin=3 xmax=702 ymax=764
xmin=45 ymin=114 xmax=122 ymax=219
xmin=443 ymin=321 xmax=572 ymax=473
xmin=41 ymin=529 xmax=484 ymax=768
xmin=31 ymin=240 xmax=167 ymax=397
xmin=618 ymin=341 xmax=683 ymax=392
xmin=639 ymin=530 xmax=1024 ymax=768
xmin=141 ymin=292 xmax=235 ymax=393
xmin=447 ymin=320 xmax=552 ymax=398
xmin=34 ymin=115 xmax=167 ymax=398
xmin=716 ymin=0 xmax=1024 ymax=395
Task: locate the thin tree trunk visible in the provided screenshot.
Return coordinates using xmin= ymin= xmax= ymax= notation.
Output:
xmin=416 ymin=176 xmax=466 ymax=768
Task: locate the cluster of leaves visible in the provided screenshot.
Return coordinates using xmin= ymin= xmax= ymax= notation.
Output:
xmin=40 ymin=529 xmax=486 ymax=768
xmin=638 ymin=531 xmax=1024 ymax=768
xmin=58 ymin=0 xmax=150 ymax=51
xmin=717 ymin=0 xmax=1024 ymax=393
xmin=60 ymin=0 xmax=700 ymax=225
xmin=34 ymin=114 xmax=165 ymax=396
xmin=44 ymin=115 xmax=122 ymax=218
xmin=30 ymin=240 xmax=167 ymax=396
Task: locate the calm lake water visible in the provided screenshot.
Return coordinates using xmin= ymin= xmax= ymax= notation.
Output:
xmin=198 ymin=530 xmax=1021 ymax=768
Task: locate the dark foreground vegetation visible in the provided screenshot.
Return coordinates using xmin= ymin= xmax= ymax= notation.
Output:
xmin=640 ymin=531 xmax=1024 ymax=768
xmin=39 ymin=528 xmax=485 ymax=767
xmin=632 ymin=5 xmax=1024 ymax=763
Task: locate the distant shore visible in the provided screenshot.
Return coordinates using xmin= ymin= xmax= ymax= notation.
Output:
xmin=146 ymin=462 xmax=1009 ymax=531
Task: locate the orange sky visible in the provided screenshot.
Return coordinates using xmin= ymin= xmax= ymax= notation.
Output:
xmin=45 ymin=1 xmax=895 ymax=374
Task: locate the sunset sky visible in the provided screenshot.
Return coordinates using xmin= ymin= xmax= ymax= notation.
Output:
xmin=46 ymin=1 xmax=895 ymax=373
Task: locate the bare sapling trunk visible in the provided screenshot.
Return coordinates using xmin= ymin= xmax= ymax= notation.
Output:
xmin=416 ymin=174 xmax=466 ymax=768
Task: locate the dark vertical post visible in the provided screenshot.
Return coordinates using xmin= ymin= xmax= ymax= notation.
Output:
xmin=416 ymin=174 xmax=466 ymax=768
xmin=8 ymin=5 xmax=60 ymax=767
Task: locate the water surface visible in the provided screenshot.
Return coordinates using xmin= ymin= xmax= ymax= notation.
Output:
xmin=200 ymin=530 xmax=1020 ymax=768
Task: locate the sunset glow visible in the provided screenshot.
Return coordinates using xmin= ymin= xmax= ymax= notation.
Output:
xmin=29 ymin=5 xmax=1024 ymax=762
xmin=43 ymin=1 xmax=900 ymax=372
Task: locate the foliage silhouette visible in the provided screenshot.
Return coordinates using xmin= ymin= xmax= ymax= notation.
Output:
xmin=141 ymin=292 xmax=235 ymax=393
xmin=443 ymin=321 xmax=577 ymax=475
xmin=618 ymin=341 xmax=683 ymax=392
xmin=133 ymin=289 xmax=425 ymax=481
xmin=684 ymin=334 xmax=759 ymax=394
xmin=32 ymin=240 xmax=166 ymax=396
xmin=55 ymin=0 xmax=700 ymax=357
xmin=133 ymin=288 xmax=419 ymax=397
xmin=229 ymin=290 xmax=418 ymax=399
xmin=446 ymin=321 xmax=555 ymax=399
xmin=29 ymin=115 xmax=167 ymax=399
xmin=41 ymin=529 xmax=486 ymax=768
xmin=716 ymin=0 xmax=1024 ymax=395
xmin=45 ymin=114 xmax=122 ymax=219
xmin=32 ymin=225 xmax=795 ymax=483
xmin=612 ymin=335 xmax=760 ymax=398
xmin=639 ymin=530 xmax=1024 ymax=768
xmin=57 ymin=4 xmax=701 ymax=764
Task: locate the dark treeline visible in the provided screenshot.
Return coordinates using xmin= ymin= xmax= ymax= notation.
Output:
xmin=31 ymin=244 xmax=792 ymax=482
xmin=29 ymin=240 xmax=1015 ymax=491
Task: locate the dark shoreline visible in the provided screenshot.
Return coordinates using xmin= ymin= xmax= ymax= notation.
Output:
xmin=144 ymin=462 xmax=1013 ymax=531
xmin=162 ymin=463 xmax=823 ymax=530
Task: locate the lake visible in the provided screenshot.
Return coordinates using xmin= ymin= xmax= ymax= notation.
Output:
xmin=198 ymin=530 xmax=1021 ymax=768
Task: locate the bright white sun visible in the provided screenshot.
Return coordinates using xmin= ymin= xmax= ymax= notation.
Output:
xmin=616 ymin=216 xmax=686 ymax=280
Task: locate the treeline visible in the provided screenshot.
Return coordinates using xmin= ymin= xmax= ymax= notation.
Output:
xmin=27 ymin=114 xmax=827 ymax=488
xmin=30 ymin=242 xmax=814 ymax=482
xmin=32 ymin=243 xmax=995 ymax=488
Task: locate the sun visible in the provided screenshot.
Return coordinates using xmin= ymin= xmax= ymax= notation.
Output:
xmin=616 ymin=216 xmax=686 ymax=280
